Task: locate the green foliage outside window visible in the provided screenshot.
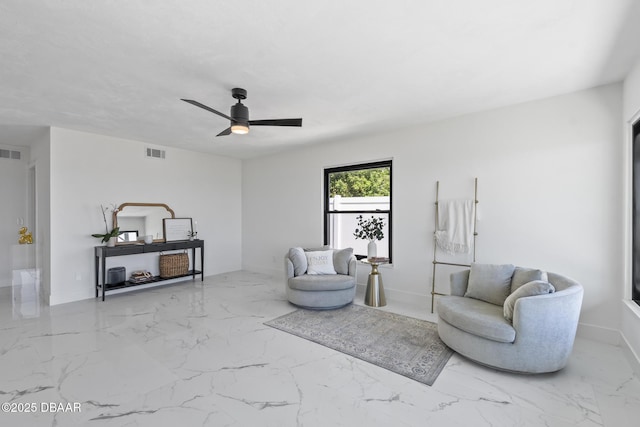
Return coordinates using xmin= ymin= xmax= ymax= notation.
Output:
xmin=329 ymin=167 xmax=390 ymax=197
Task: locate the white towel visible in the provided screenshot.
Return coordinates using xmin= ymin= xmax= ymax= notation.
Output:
xmin=434 ymin=199 xmax=474 ymax=254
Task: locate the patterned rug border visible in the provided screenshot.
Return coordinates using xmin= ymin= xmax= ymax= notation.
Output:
xmin=265 ymin=304 xmax=453 ymax=386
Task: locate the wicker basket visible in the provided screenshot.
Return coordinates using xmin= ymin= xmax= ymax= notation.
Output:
xmin=159 ymin=252 xmax=189 ymax=278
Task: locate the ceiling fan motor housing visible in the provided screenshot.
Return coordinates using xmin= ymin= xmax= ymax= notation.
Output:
xmin=231 ymin=102 xmax=249 ymax=125
xmin=182 ymin=86 xmax=301 ymax=136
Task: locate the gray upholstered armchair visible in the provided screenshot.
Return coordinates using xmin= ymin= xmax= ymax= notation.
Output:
xmin=436 ymin=264 xmax=584 ymax=373
xmin=284 ymin=247 xmax=357 ymax=309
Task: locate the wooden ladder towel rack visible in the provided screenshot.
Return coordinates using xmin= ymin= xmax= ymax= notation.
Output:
xmin=430 ymin=178 xmax=479 ymax=313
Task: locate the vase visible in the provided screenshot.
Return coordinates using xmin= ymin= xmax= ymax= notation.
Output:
xmin=107 ymin=237 xmax=116 ymax=247
xmin=367 ymin=240 xmax=377 ymax=259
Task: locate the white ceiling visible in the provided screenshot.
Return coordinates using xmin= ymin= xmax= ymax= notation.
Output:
xmin=1 ymin=0 xmax=640 ymax=159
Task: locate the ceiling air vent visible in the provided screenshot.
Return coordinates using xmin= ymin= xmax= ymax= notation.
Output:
xmin=145 ymin=147 xmax=166 ymax=159
xmin=0 ymin=149 xmax=21 ymax=160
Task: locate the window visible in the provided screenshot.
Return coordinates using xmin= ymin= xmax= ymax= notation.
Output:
xmin=324 ymin=160 xmax=392 ymax=261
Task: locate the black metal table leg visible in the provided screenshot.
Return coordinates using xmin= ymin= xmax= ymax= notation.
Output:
xmin=95 ymin=253 xmax=99 ymax=298
xmin=101 ymin=253 xmax=106 ymax=301
xmin=192 ymin=247 xmax=196 ymax=280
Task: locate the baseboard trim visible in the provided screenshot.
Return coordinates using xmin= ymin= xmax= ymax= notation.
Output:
xmin=621 ymin=300 xmax=640 ymax=376
xmin=621 ymin=332 xmax=640 ymax=376
xmin=576 ymin=322 xmax=622 ymax=346
xmin=356 ymin=283 xmax=432 ymax=311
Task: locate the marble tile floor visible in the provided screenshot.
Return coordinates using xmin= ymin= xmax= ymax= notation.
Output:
xmin=0 ymin=270 xmax=639 ymax=427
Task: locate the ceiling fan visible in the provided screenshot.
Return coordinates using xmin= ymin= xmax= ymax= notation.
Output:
xmin=181 ymin=88 xmax=302 ymax=136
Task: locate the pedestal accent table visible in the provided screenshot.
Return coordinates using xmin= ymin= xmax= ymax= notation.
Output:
xmin=363 ymin=258 xmax=389 ymax=307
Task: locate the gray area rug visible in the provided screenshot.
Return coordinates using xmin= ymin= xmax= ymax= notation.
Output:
xmin=265 ymin=304 xmax=453 ymax=386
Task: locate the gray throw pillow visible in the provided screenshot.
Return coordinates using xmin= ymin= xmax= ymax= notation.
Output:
xmin=288 ymin=247 xmax=307 ymax=276
xmin=503 ymin=280 xmax=555 ymax=321
xmin=464 ymin=263 xmax=515 ymax=306
xmin=333 ymin=248 xmax=353 ymax=275
xmin=511 ymin=267 xmax=548 ymax=293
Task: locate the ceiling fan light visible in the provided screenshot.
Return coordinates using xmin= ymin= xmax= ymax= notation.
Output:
xmin=231 ymin=123 xmax=249 ymax=134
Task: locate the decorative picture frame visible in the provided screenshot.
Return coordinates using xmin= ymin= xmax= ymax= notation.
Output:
xmin=163 ymin=218 xmax=193 ymax=242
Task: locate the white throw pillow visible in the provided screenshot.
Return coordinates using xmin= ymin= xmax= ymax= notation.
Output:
xmin=305 ymin=250 xmax=336 ymax=275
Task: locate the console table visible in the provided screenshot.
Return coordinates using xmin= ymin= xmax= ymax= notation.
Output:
xmin=94 ymin=239 xmax=204 ymax=301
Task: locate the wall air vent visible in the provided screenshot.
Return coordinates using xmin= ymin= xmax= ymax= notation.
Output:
xmin=145 ymin=147 xmax=166 ymax=159
xmin=0 ymin=149 xmax=21 ymax=160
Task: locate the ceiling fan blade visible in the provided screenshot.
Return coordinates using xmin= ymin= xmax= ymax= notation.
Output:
xmin=181 ymin=99 xmax=233 ymax=121
xmin=216 ymin=127 xmax=232 ymax=137
xmin=249 ymin=118 xmax=303 ymax=127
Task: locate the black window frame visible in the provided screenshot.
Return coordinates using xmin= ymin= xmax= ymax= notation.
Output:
xmin=324 ymin=160 xmax=392 ymax=262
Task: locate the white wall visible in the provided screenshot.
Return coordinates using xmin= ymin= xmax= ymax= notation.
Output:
xmin=622 ymin=60 xmax=640 ymax=371
xmin=0 ymin=146 xmax=28 ymax=287
xmin=48 ymin=128 xmax=242 ymax=305
xmin=243 ymin=84 xmax=623 ymax=340
xmin=29 ymin=129 xmax=52 ymax=304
